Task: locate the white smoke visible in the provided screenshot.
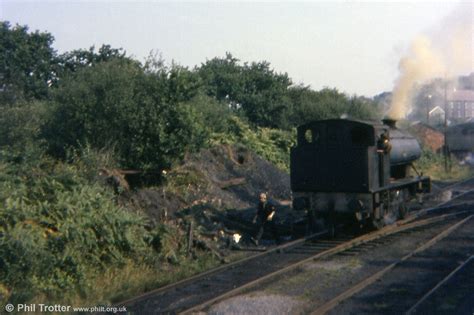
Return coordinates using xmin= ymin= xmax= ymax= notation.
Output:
xmin=388 ymin=2 xmax=473 ymax=119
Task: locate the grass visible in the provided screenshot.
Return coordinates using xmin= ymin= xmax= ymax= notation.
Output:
xmin=414 ymin=149 xmax=474 ymax=181
xmin=30 ymin=253 xmax=219 ymax=308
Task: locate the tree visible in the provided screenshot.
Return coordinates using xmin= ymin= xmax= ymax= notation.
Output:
xmin=239 ymin=61 xmax=292 ymax=128
xmin=0 ymin=22 xmax=56 ymax=103
xmin=198 ymin=53 xmax=243 ymax=103
xmin=55 ymin=44 xmax=133 ymax=77
xmin=197 ymin=53 xmax=293 ymax=128
xmin=44 ymin=59 xmax=208 ymax=172
xmin=183 ymin=92 xmax=233 ymax=134
xmin=288 ymin=86 xmax=378 ymax=126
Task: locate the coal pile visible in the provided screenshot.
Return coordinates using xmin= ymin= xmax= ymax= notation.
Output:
xmin=132 ymin=144 xmax=292 ymax=223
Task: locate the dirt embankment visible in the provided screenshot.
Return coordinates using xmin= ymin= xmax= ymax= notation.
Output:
xmin=129 ymin=144 xmax=292 ymax=224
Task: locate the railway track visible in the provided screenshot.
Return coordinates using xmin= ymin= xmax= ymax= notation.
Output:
xmin=122 ymin=213 xmax=472 ymax=313
xmin=116 ymin=177 xmax=474 ymax=313
xmin=309 ymin=214 xmax=473 ymax=315
xmin=406 ymin=255 xmax=474 ymax=315
xmin=316 ymin=207 xmax=474 ymax=315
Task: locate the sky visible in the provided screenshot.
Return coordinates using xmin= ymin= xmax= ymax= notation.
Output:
xmin=1 ymin=1 xmax=470 ymax=97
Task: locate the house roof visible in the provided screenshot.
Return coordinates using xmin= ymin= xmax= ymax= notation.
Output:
xmin=429 ymin=105 xmax=445 ymax=115
xmin=411 ymin=121 xmax=443 ymax=133
xmin=447 ymin=89 xmax=474 ymax=102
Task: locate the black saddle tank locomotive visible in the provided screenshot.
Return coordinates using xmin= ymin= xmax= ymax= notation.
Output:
xmin=290 ymin=118 xmax=430 ymax=233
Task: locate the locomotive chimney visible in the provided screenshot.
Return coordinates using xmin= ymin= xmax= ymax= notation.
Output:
xmin=382 ymin=117 xmax=397 ymax=129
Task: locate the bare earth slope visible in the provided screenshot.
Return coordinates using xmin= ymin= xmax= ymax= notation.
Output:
xmin=131 ymin=144 xmax=292 ymax=223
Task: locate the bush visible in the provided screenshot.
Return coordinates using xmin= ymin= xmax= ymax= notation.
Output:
xmin=44 ymin=59 xmax=208 ymax=173
xmin=0 ymin=153 xmax=157 ymax=303
xmin=211 ymin=116 xmax=296 ymax=171
xmin=414 ymin=148 xmax=474 ymax=181
xmin=288 ymin=86 xmax=379 ymax=126
xmin=0 ymin=100 xmax=47 ymax=158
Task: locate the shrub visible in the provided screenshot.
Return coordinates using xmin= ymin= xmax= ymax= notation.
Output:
xmin=211 ymin=116 xmax=296 ymax=171
xmin=0 ymin=154 xmax=155 ymax=303
xmin=414 ymin=148 xmax=474 ymax=181
xmin=43 ymin=59 xmax=207 ymax=173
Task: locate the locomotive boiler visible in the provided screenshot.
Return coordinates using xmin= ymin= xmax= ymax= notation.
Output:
xmin=290 ymin=118 xmax=430 ymax=234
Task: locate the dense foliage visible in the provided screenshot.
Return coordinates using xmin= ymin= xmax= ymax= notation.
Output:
xmin=44 ymin=59 xmax=208 ymax=171
xmin=414 ymin=148 xmax=474 ymax=181
xmin=0 ymin=22 xmax=56 ymax=103
xmin=0 ymin=154 xmax=147 ymax=302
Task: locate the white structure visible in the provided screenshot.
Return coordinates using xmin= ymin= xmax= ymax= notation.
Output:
xmin=428 ymin=106 xmax=445 ymax=125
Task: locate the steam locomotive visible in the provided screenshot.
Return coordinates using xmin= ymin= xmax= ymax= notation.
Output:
xmin=290 ymin=118 xmax=430 ymax=234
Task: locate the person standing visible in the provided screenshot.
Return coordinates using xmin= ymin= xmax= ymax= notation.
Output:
xmin=251 ymin=193 xmax=279 ymax=245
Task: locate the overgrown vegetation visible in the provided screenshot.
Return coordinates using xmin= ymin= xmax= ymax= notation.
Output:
xmin=0 ymin=149 xmax=220 ymax=305
xmin=211 ymin=116 xmax=295 ymax=171
xmin=414 ymin=148 xmax=474 ymax=181
xmin=0 ymin=22 xmax=381 ymax=304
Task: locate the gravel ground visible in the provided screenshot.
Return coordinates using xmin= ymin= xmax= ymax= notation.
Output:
xmin=203 ymin=215 xmax=468 ymax=314
xmin=411 ymin=256 xmax=474 ymax=314
xmin=208 ymin=293 xmax=304 ymax=315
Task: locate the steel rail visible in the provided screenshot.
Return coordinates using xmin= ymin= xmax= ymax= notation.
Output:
xmin=309 ymin=215 xmax=473 ymax=315
xmin=429 ymin=176 xmax=474 ymax=194
xmin=405 ymin=255 xmax=474 ymax=315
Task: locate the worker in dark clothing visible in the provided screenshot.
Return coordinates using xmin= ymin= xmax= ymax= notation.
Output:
xmin=251 ymin=193 xmax=279 ymax=245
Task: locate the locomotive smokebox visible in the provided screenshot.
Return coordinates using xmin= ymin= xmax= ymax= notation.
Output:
xmin=382 ymin=118 xmax=422 ymax=178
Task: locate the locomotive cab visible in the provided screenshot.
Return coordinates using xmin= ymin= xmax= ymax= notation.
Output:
xmin=291 ymin=119 xmax=430 ymax=234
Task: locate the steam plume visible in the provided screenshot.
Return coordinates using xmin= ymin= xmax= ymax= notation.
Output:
xmin=388 ymin=36 xmax=445 ymax=119
xmin=387 ymin=3 xmax=473 ymax=119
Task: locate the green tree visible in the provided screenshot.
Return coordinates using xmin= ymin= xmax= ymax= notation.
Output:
xmin=182 ymin=93 xmax=231 ymax=133
xmin=288 ymin=86 xmax=378 ymax=125
xmin=198 ymin=53 xmax=292 ymax=128
xmin=197 ymin=52 xmax=243 ymax=107
xmin=239 ymin=61 xmax=292 ymax=128
xmin=44 ymin=59 xmax=207 ymax=172
xmin=0 ymin=22 xmax=56 ymax=103
xmin=56 ymin=44 xmax=133 ymax=77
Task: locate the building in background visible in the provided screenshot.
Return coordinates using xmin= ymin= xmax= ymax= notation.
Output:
xmin=446 ymin=89 xmax=474 ymax=121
